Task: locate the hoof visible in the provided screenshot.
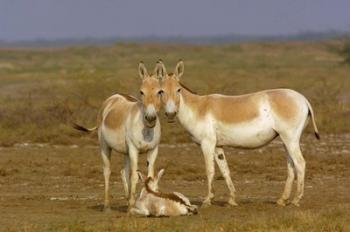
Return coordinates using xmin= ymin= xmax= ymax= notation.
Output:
xmin=291 ymin=199 xmax=300 ymax=207
xmin=276 ymin=198 xmax=287 ymax=207
xmin=201 ymin=199 xmax=212 ymax=208
xmin=126 ymin=207 xmax=133 ymax=216
xmin=227 ymin=198 xmax=238 ymax=207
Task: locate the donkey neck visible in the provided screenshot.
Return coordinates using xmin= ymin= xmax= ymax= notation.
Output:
xmin=131 ymin=102 xmax=159 ymax=140
xmin=178 ymin=88 xmax=203 ymax=129
xmin=180 ymin=86 xmax=201 ymax=103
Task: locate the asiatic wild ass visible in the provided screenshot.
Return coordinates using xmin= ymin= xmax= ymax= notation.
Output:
xmin=122 ymin=169 xmax=198 ymax=216
xmin=158 ymin=60 xmax=320 ymax=207
xmin=73 ymin=62 xmax=164 ymax=211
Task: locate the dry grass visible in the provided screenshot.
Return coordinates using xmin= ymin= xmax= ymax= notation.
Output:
xmin=0 ymin=135 xmax=349 ymax=231
xmin=0 ymin=40 xmax=350 ymax=231
xmin=0 ymin=40 xmax=349 ymax=146
xmin=6 ymin=208 xmax=349 ymax=232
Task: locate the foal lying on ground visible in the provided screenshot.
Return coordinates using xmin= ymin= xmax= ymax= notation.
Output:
xmin=122 ymin=169 xmax=198 ymax=217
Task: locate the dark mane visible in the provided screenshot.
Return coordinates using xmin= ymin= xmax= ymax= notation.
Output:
xmin=179 ymin=82 xmax=197 ymax=94
xmin=145 ymin=177 xmax=194 ymax=210
xmin=119 ymin=93 xmax=139 ymax=102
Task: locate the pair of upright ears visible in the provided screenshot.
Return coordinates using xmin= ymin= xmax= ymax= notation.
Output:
xmin=138 ymin=60 xmax=184 ymax=80
xmin=137 ymin=169 xmax=165 ymax=182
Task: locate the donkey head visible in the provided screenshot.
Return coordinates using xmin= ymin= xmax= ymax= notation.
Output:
xmin=155 ymin=60 xmax=184 ymax=122
xmin=138 ymin=62 xmax=163 ymax=128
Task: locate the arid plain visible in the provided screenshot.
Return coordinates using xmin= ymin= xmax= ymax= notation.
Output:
xmin=0 ymin=40 xmax=349 ymax=231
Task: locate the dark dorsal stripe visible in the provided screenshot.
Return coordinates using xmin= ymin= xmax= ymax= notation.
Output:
xmin=119 ymin=93 xmax=139 ymax=102
xmin=145 ymin=177 xmax=192 ymax=208
xmin=179 ymin=82 xmax=197 ymax=95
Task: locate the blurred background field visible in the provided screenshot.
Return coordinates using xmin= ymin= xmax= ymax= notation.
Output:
xmin=0 ymin=39 xmax=349 ymax=146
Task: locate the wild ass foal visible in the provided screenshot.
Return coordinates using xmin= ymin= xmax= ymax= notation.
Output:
xmin=74 ymin=62 xmax=164 ymax=211
xmin=158 ymin=60 xmax=319 ymax=207
xmin=121 ymin=169 xmax=198 ymax=216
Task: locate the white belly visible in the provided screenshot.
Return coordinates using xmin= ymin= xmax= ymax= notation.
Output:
xmin=101 ymin=126 xmax=127 ymax=153
xmin=215 ymin=117 xmax=277 ymax=148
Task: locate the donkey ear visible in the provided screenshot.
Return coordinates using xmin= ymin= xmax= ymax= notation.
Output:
xmin=137 ymin=171 xmax=145 ymax=182
xmin=138 ymin=61 xmax=148 ymax=79
xmin=154 ymin=59 xmax=167 ymax=80
xmin=156 ymin=169 xmax=165 ymax=181
xmin=174 ymin=59 xmax=184 ymax=79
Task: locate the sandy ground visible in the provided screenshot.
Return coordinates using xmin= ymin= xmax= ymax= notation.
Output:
xmin=0 ymin=134 xmax=349 ymax=231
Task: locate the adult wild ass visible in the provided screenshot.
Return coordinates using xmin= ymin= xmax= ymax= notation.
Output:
xmin=74 ymin=62 xmax=164 ymax=211
xmin=158 ymin=60 xmax=320 ymax=207
xmin=121 ymin=169 xmax=198 ymax=216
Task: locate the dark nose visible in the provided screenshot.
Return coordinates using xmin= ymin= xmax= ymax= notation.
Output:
xmin=165 ymin=112 xmax=177 ymax=120
xmin=145 ymin=115 xmax=156 ymax=122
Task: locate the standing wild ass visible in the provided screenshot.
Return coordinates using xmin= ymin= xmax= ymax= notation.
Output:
xmin=157 ymin=60 xmax=319 ymax=207
xmin=74 ymin=62 xmax=164 ymax=211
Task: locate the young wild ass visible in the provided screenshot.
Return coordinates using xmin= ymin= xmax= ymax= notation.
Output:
xmin=74 ymin=62 xmax=165 ymax=211
xmin=158 ymin=60 xmax=320 ymax=207
xmin=121 ymin=169 xmax=198 ymax=216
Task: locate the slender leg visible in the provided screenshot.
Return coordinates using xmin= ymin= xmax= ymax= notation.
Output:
xmin=146 ymin=147 xmax=158 ymax=178
xmin=121 ymin=156 xmax=131 ymax=199
xmin=120 ymin=167 xmax=129 ymax=200
xmin=289 ymin=145 xmax=305 ymax=206
xmin=277 ymin=155 xmax=295 ymax=206
xmin=127 ymin=144 xmax=139 ymax=209
xmin=280 ymin=137 xmax=305 ymax=207
xmin=201 ymin=139 xmax=216 ymax=206
xmin=100 ymin=142 xmax=112 ymax=212
xmin=214 ymin=147 xmax=238 ymax=206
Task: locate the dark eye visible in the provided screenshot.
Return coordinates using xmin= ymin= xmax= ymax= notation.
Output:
xmin=158 ymin=90 xmax=164 ymax=96
xmin=140 ymin=90 xmax=144 ymax=96
xmin=177 ymin=88 xmax=181 ymax=93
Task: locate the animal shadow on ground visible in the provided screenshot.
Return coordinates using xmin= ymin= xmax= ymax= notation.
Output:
xmin=239 ymin=198 xmax=279 ymax=205
xmin=192 ymin=199 xmax=227 ymax=207
xmin=88 ymin=204 xmax=128 ymax=213
xmin=209 ymin=200 xmax=227 ymax=207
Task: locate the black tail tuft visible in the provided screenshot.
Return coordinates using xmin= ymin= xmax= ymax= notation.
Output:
xmin=315 ymin=132 xmax=320 ymax=140
xmin=72 ymin=123 xmax=90 ymax=133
